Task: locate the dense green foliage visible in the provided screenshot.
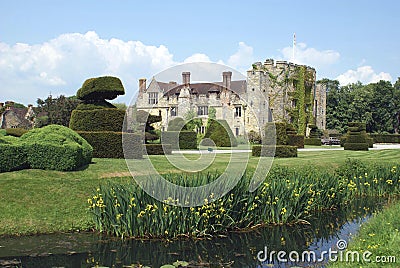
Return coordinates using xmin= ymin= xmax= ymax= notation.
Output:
xmin=304 ymin=138 xmax=322 ymax=146
xmin=77 ymin=131 xmax=142 ymax=159
xmin=202 ymin=119 xmax=237 ymax=147
xmin=75 ymin=100 xmax=116 ymax=110
xmin=287 ymin=134 xmax=304 ymax=148
xmin=344 ymin=122 xmax=369 ymax=151
xmin=325 ymin=78 xmax=400 ymax=133
xmin=145 ymin=144 xmax=172 ymax=155
xmin=369 ymin=133 xmax=400 ymax=143
xmin=252 ymin=145 xmax=297 ymax=157
xmin=167 ymin=117 xmax=186 ymax=131
xmin=89 ymin=161 xmax=400 ymax=239
xmin=77 ymin=76 xmax=125 ymax=101
xmin=0 ymin=125 xmax=93 ymax=172
xmin=36 ymin=95 xmax=81 ymax=127
xmin=69 ymin=108 xmax=125 ymax=132
xmin=161 ymin=131 xmax=197 ymax=149
xmin=5 ymin=128 xmax=28 ymax=137
xmin=264 ymin=122 xmax=287 ymax=145
xmin=136 ymin=110 xmax=163 ymax=143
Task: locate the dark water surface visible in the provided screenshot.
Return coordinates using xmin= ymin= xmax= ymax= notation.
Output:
xmin=0 ymin=198 xmax=385 ymax=268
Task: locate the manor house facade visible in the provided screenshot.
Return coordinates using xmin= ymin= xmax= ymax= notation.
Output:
xmin=135 ymin=59 xmax=326 ymax=136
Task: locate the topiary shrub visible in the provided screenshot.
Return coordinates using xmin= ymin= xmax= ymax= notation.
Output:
xmin=75 ymin=100 xmax=116 ymax=110
xmin=144 ymin=144 xmax=172 ymax=155
xmin=5 ymin=128 xmax=28 ymax=137
xmin=304 ymin=138 xmax=321 ymax=146
xmin=288 ymin=134 xmax=304 ymax=148
xmin=0 ymin=138 xmax=28 ymax=172
xmin=264 ymin=122 xmax=287 ymax=145
xmin=77 ymin=131 xmax=143 ymax=159
xmin=167 ymin=117 xmax=186 ymax=131
xmin=69 ymin=108 xmax=125 ymax=132
xmin=161 ymin=131 xmax=197 ymax=149
xmin=252 ymin=145 xmax=297 ymax=158
xmin=77 ymin=76 xmax=125 ymax=101
xmin=202 ymin=119 xmax=237 ymax=147
xmin=344 ymin=122 xmax=369 ymax=151
xmin=0 ymin=129 xmax=6 ymax=136
xmin=20 ymin=125 xmax=93 ymax=171
xmin=247 ymin=130 xmax=261 ymax=144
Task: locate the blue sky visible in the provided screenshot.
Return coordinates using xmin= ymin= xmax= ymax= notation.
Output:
xmin=0 ymin=0 xmax=399 ymax=104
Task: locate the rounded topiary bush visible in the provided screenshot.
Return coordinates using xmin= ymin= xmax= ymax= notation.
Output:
xmin=202 ymin=119 xmax=237 ymax=147
xmin=77 ymin=76 xmax=125 ymax=101
xmin=20 ymin=125 xmax=93 ymax=171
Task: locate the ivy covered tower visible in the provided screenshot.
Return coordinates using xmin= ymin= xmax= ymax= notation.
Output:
xmin=246 ymin=59 xmax=321 ymax=135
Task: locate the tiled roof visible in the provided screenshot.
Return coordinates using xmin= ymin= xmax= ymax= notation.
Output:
xmin=161 ymin=80 xmax=247 ymax=97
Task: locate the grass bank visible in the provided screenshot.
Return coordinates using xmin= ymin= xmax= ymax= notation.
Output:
xmin=0 ymin=149 xmax=399 ymax=236
xmin=329 ymin=200 xmax=400 ymax=268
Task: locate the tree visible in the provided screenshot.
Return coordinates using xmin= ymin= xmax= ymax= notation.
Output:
xmin=36 ymin=95 xmax=80 ymax=127
xmin=183 ymin=109 xmax=203 ymax=131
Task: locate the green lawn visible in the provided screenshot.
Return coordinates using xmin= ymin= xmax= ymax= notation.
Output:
xmin=0 ymin=149 xmax=399 ymax=236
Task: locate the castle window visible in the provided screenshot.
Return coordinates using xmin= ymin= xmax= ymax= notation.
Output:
xmin=170 ymin=106 xmax=177 ymax=117
xmin=197 ymin=106 xmax=208 ymax=116
xmin=252 ymin=88 xmax=255 ymax=92
xmin=250 ymin=100 xmax=253 ymax=107
xmin=234 ymin=106 xmax=242 ymax=117
xmin=148 ymin=92 xmax=158 ymax=105
xmin=235 ymin=127 xmax=240 ymax=136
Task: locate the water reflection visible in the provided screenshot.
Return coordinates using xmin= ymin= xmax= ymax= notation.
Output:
xmin=0 ymin=197 xmax=385 ymax=268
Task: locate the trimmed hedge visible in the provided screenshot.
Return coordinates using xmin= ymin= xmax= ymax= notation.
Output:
xmin=288 ymin=134 xmax=304 ymax=148
xmin=344 ymin=143 xmax=369 ymax=151
xmin=304 ymin=138 xmax=321 ymax=146
xmin=0 ymin=129 xmax=6 ymax=136
xmin=6 ymin=128 xmax=28 ymax=137
xmin=69 ymin=108 xmax=125 ymax=132
xmin=77 ymin=76 xmax=125 ymax=101
xmin=0 ymin=143 xmax=28 ymax=172
xmin=369 ymin=134 xmax=400 ymax=143
xmin=252 ymin=145 xmax=297 ymax=158
xmin=144 ymin=144 xmax=172 ymax=155
xmin=161 ymin=131 xmax=197 ymax=149
xmin=77 ymin=131 xmax=143 ymax=159
xmin=308 ymin=124 xmax=320 ymax=139
xmin=203 ymin=119 xmax=237 ymax=147
xmin=20 ymin=125 xmax=93 ymax=171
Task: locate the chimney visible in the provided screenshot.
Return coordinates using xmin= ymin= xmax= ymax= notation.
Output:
xmin=28 ymin=104 xmax=33 ymax=108
xmin=223 ymin=71 xmax=232 ymax=90
xmin=182 ymin=72 xmax=190 ymax=85
xmin=139 ymin=78 xmax=147 ymax=93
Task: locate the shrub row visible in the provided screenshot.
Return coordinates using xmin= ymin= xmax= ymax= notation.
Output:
xmin=0 ymin=125 xmax=93 ymax=172
xmin=304 ymin=138 xmax=321 ymax=146
xmin=369 ymin=134 xmax=400 ymax=143
xmin=344 ymin=143 xmax=369 ymax=151
xmin=77 ymin=131 xmax=143 ymax=159
xmin=144 ymin=144 xmax=172 ymax=155
xmin=252 ymin=145 xmax=297 ymax=158
xmin=288 ymin=134 xmax=304 ymax=148
xmin=161 ymin=131 xmax=197 ymax=149
xmin=69 ymin=108 xmax=125 ymax=132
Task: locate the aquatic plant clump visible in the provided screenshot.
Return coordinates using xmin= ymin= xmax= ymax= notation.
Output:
xmin=88 ymin=162 xmax=400 ymax=239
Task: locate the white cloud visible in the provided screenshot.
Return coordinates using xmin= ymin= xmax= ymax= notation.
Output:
xmin=336 ymin=66 xmax=392 ymax=85
xmin=184 ymin=53 xmax=211 ymax=63
xmin=0 ymin=32 xmax=255 ymax=105
xmin=0 ymin=31 xmax=176 ymax=104
xmin=280 ymin=42 xmax=340 ymax=69
xmin=227 ymin=42 xmax=254 ymax=70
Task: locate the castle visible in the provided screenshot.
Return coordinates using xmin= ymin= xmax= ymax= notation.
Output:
xmin=135 ymin=59 xmax=326 ymax=137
